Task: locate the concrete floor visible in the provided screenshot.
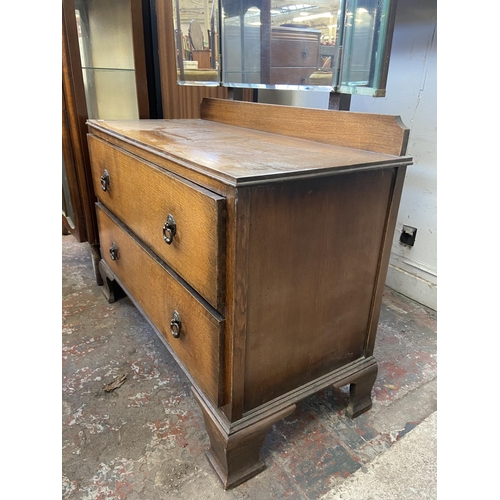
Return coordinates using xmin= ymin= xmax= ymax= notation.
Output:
xmin=62 ymin=234 xmax=437 ymax=499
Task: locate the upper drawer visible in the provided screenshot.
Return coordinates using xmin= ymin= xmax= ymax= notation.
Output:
xmin=88 ymin=135 xmax=225 ymax=310
xmin=271 ymin=40 xmax=319 ymax=68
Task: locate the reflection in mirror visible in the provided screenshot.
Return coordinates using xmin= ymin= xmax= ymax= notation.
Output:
xmin=171 ymin=0 xmax=396 ymax=94
xmin=172 ymin=0 xmax=221 ymax=85
xmin=338 ymin=0 xmax=393 ymax=95
xmin=221 ymin=0 xmax=342 ymax=89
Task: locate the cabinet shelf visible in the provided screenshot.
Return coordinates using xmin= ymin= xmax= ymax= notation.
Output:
xmin=81 ymin=66 xmax=135 ymax=72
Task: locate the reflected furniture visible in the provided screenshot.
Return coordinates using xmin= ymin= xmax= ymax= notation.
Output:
xmin=87 ymin=98 xmax=412 ymax=488
xmin=270 ymin=26 xmax=321 ymax=85
xmin=172 ymin=0 xmax=398 ymax=96
xmin=224 ymin=25 xmax=322 ymax=86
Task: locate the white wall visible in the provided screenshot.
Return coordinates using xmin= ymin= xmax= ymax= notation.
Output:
xmin=349 ymin=0 xmax=437 ymax=311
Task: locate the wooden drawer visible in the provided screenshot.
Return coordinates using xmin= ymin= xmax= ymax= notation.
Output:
xmin=270 ymin=67 xmax=317 ymax=85
xmin=271 ymin=39 xmax=319 ymax=68
xmin=89 ymin=135 xmax=226 ymax=310
xmin=96 ymin=203 xmax=224 ymax=406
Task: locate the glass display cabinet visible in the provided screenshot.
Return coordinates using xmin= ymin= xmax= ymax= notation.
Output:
xmin=73 ymin=0 xmax=151 ymax=119
xmin=171 ymin=0 xmax=397 ymax=96
xmin=62 ymin=0 xmax=155 ymax=281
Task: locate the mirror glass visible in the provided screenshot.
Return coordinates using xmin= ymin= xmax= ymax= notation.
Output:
xmin=172 ymin=0 xmax=222 ymax=86
xmin=337 ymin=0 xmax=394 ymax=96
xmin=171 ymin=0 xmax=395 ymax=94
xmin=221 ymin=0 xmax=341 ymax=89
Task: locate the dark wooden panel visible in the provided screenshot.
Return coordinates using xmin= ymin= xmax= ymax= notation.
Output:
xmin=220 ymin=188 xmax=251 ymax=421
xmin=130 ymin=0 xmax=151 ymax=119
xmin=62 ymin=0 xmax=99 ymax=245
xmin=155 ymin=0 xmax=253 ymax=119
xmin=89 ymin=135 xmax=226 ymax=310
xmin=96 ymin=204 xmax=224 ymax=405
xmin=365 ymin=166 xmax=407 ymax=356
xmin=62 ymin=88 xmax=86 ymax=241
xmin=242 ymin=169 xmax=395 ymax=412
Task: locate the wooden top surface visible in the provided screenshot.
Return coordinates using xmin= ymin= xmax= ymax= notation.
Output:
xmin=88 ymin=112 xmax=411 ymax=186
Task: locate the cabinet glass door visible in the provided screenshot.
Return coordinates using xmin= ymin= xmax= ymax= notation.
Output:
xmin=74 ymin=0 xmax=139 ymax=119
xmin=171 ymin=0 xmax=222 ymax=86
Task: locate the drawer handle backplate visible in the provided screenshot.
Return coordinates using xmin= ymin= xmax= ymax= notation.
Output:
xmin=163 ymin=214 xmax=177 ymax=244
xmin=109 ymin=242 xmax=118 ymax=261
xmin=100 ymin=170 xmax=110 ymax=191
xmin=170 ymin=310 xmax=181 ymax=338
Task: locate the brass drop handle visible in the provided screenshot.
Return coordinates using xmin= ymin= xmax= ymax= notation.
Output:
xmin=170 ymin=310 xmax=181 ymax=338
xmin=163 ymin=214 xmax=176 ymax=244
xmin=100 ymin=170 xmax=110 ymax=191
xmin=109 ymin=242 xmax=118 ymax=261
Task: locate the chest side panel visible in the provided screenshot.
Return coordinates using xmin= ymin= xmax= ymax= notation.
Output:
xmin=243 ymin=168 xmax=396 ymax=412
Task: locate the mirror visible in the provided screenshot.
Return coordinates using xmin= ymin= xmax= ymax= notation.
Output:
xmin=171 ymin=0 xmax=396 ymax=94
xmin=189 ymin=20 xmax=204 ymax=50
xmin=337 ymin=0 xmax=396 ymax=96
xmin=221 ymin=0 xmax=341 ymax=89
xmin=172 ymin=0 xmax=221 ymax=85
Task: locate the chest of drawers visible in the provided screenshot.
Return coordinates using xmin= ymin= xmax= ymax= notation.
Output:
xmin=223 ymin=25 xmax=321 ymax=86
xmin=270 ymin=27 xmax=321 ymax=85
xmin=87 ymin=98 xmax=412 ymax=489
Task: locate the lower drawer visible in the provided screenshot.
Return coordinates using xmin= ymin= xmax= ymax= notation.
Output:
xmin=96 ymin=203 xmax=224 ymax=406
xmin=270 ymin=67 xmax=317 ymax=85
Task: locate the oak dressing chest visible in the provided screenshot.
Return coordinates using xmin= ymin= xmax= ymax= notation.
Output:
xmin=87 ymin=98 xmax=412 ymax=489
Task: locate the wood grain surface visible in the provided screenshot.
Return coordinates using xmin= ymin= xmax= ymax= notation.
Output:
xmin=89 ymin=135 xmax=226 ymax=310
xmin=96 ymin=204 xmax=224 ymax=405
xmin=201 ymin=98 xmax=410 ymax=156
xmin=87 ymin=118 xmax=410 ymax=186
xmin=241 ymin=169 xmax=395 ymax=411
